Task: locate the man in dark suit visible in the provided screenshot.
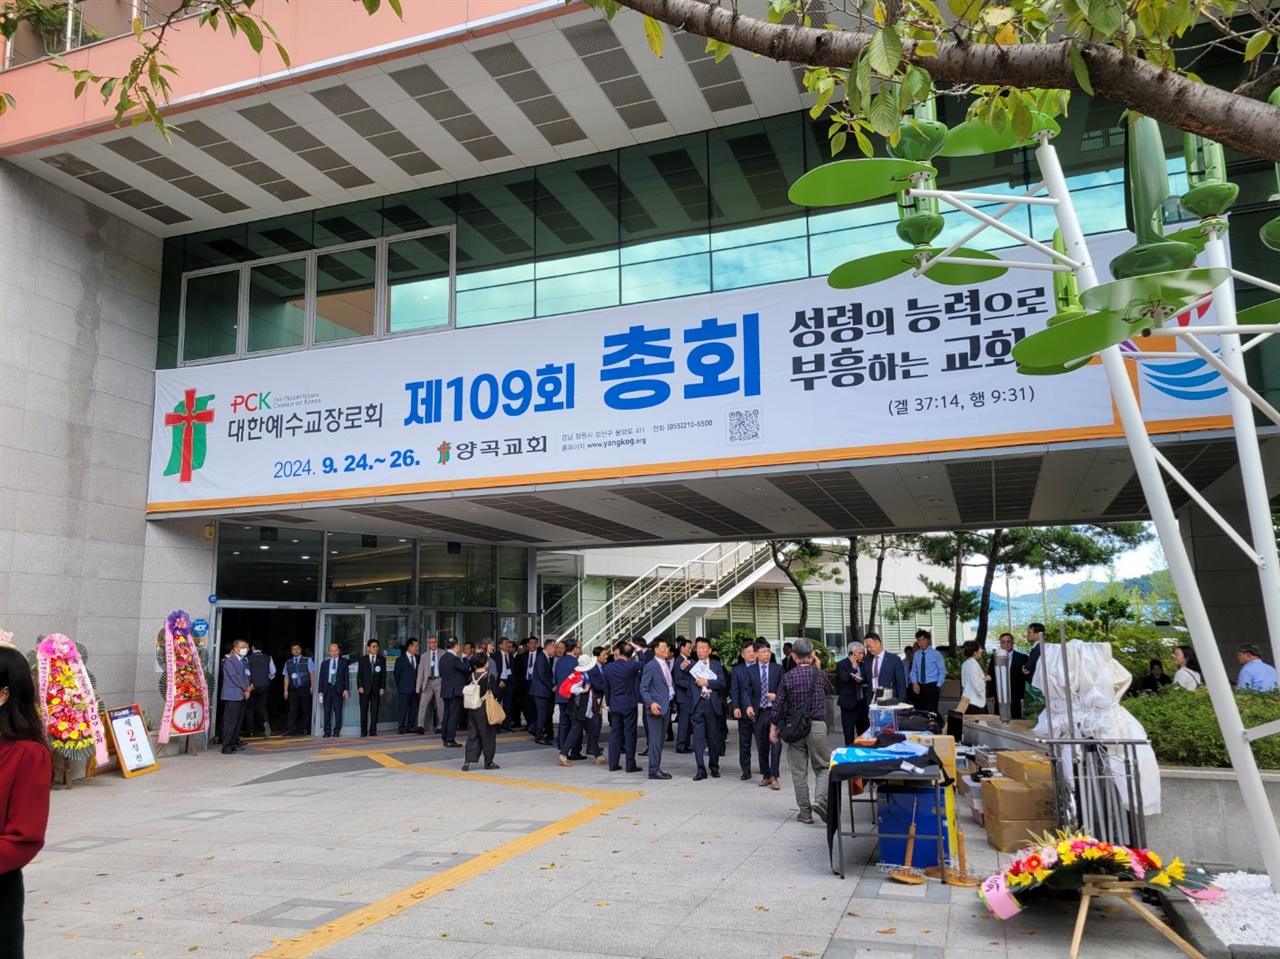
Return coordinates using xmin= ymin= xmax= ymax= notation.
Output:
xmin=492 ymin=638 xmax=517 ymax=729
xmin=356 ymin=639 xmax=386 ymax=737
xmin=639 ymin=637 xmax=675 ymax=780
xmin=861 ymin=633 xmax=906 ymax=701
xmin=553 ymin=639 xmax=582 ymax=758
xmin=836 ymin=641 xmax=869 ymax=745
xmin=513 ymin=637 xmax=535 ymax=731
xmin=317 ymin=642 xmax=349 ymax=738
xmin=671 ymin=637 xmax=694 ymax=753
xmin=729 ymin=639 xmax=758 ymax=780
xmin=688 ymin=637 xmax=727 ymax=781
xmin=632 ymin=637 xmax=654 ymax=756
xmin=394 ymin=638 xmax=420 ymax=734
xmin=1023 ymin=622 xmax=1046 ymax=693
xmin=219 ymin=640 xmax=251 ymax=754
xmin=526 ymin=638 xmax=554 ymax=744
xmin=439 ymin=637 xmax=470 ymax=747
xmin=987 ymin=632 xmax=1029 ymax=718
xmin=747 ymin=640 xmax=783 ymax=788
xmin=600 ymin=643 xmax=642 ymax=772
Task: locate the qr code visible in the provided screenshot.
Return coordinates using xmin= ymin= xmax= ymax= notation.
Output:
xmin=728 ymin=407 xmax=761 ymax=444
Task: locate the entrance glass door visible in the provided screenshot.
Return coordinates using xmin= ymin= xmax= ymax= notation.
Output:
xmin=374 ymin=611 xmax=413 ymax=727
xmin=315 ymin=610 xmax=370 ymax=736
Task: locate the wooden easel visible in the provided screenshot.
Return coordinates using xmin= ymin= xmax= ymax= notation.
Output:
xmin=1069 ymin=875 xmax=1206 ymax=959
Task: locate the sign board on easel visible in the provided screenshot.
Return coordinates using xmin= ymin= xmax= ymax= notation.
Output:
xmin=105 ymin=704 xmax=159 ymax=778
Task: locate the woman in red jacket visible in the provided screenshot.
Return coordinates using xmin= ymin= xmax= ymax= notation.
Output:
xmin=0 ymin=642 xmax=52 ymax=959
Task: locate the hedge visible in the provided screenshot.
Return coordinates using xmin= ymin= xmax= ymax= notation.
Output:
xmin=1125 ymin=688 xmax=1280 ymax=769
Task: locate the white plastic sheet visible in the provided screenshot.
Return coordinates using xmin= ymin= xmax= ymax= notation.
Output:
xmin=1031 ymin=639 xmax=1162 ymax=815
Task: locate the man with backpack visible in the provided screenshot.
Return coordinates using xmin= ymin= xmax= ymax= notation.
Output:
xmin=770 ymin=638 xmax=834 ymax=825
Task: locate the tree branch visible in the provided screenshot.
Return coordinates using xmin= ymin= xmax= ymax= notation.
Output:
xmin=610 ymin=0 xmax=1280 ymax=161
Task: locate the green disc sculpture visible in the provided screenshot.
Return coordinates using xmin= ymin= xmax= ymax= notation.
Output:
xmin=937 ymin=111 xmax=1061 ymax=158
xmin=1016 ymin=232 xmax=1093 ymax=375
xmin=791 ymin=97 xmax=1007 ymax=289
xmin=1109 ymin=116 xmax=1198 ymax=279
xmin=1260 ymin=89 xmax=1280 ymax=251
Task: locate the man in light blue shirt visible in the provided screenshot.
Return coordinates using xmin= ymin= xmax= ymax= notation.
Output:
xmin=910 ymin=629 xmax=947 ymax=714
xmin=1236 ymin=643 xmax=1278 ymax=692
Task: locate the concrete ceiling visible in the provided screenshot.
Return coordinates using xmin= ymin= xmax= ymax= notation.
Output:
xmin=181 ymin=430 xmax=1279 ymax=550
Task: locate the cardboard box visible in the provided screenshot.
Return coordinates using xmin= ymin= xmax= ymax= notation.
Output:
xmin=985 ymin=816 xmax=1055 ymax=853
xmin=996 ymin=749 xmax=1053 ymax=783
xmin=981 ymin=778 xmax=1057 ymax=821
xmin=904 ymin=732 xmax=957 ymax=780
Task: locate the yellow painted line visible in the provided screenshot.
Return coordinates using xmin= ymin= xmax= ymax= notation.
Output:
xmin=367 ymin=750 xmax=642 ymax=799
xmin=255 ymin=755 xmax=642 ymax=959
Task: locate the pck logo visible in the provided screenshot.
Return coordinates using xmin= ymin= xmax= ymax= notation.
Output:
xmin=164 ymin=389 xmax=215 ymax=483
xmin=231 ymin=391 xmax=272 ymax=412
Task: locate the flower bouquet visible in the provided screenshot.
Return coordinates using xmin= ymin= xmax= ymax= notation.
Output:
xmin=35 ymin=633 xmax=108 ymax=763
xmin=980 ymin=831 xmax=1221 ymax=919
xmin=158 ymin=610 xmax=210 ymax=743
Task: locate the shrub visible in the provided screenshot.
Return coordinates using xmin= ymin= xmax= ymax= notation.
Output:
xmin=1125 ymin=688 xmax=1280 ymax=769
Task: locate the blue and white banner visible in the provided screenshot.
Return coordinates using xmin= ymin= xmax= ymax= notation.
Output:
xmin=147 ymin=231 xmax=1230 ymax=512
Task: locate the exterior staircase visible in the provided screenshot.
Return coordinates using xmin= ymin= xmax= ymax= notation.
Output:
xmin=543 ymin=541 xmax=775 ymax=652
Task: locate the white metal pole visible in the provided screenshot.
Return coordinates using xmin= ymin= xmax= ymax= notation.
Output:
xmin=1035 ymin=135 xmax=1280 ymax=892
xmin=1201 ymin=230 xmax=1280 ymax=655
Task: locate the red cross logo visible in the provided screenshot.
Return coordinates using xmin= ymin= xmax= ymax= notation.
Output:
xmin=163 ymin=389 xmax=215 ymax=483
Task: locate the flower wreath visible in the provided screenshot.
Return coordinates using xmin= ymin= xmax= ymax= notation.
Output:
xmin=35 ymin=633 xmax=108 ymax=762
xmin=158 ymin=609 xmax=211 ymax=744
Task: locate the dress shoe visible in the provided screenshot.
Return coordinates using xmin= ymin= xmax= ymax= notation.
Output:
xmin=649 ymin=771 xmax=672 ymax=780
xmin=370 ymin=731 xmax=379 ymax=737
xmin=433 ymin=727 xmax=442 ymax=733
xmin=557 ymin=755 xmax=573 ymax=767
xmin=485 ymin=763 xmax=500 ymax=769
xmin=568 ymin=753 xmax=586 ymax=761
xmin=609 ymin=765 xmax=622 ymax=772
xmin=758 ymin=776 xmax=770 ymax=787
xmin=741 ymin=771 xmax=752 ymax=781
xmin=415 ymin=727 xmax=425 ymax=734
xmin=462 ymin=763 xmax=470 ymax=771
xmin=639 ymin=749 xmax=648 ymax=757
xmin=769 ymin=778 xmax=780 ymax=790
xmin=693 ymin=769 xmax=707 ymax=782
xmin=625 ymin=766 xmax=642 ymax=773
xmin=594 ymin=756 xmax=607 ymax=765
xmin=323 ymin=733 xmax=331 ymax=739
xmin=445 ymin=742 xmax=463 ymax=748
xmin=221 ymin=748 xmax=236 ymax=754
xmin=675 ymin=747 xmax=691 ymax=754
xmin=710 ymin=768 xmax=721 ymax=778
xmin=333 ymin=732 xmax=341 ymax=738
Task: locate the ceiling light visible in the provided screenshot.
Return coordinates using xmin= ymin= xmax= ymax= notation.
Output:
xmin=260 ymin=545 xmax=270 ymax=550
xmin=915 ymin=474 xmax=931 ymax=480
xmin=300 ymin=555 xmax=311 ymax=560
xmin=243 ymin=525 xmax=252 ymax=530
xmin=282 ymin=579 xmax=290 ymax=584
xmin=232 ymin=551 xmax=240 ymax=555
xmin=292 ymin=539 xmax=299 ymax=543
xmin=398 ymin=538 xmax=407 ymax=542
xmin=331 ymin=550 xmax=338 ymax=554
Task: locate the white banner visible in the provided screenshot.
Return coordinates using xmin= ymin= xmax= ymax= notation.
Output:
xmin=148 ymin=232 xmax=1230 ymax=512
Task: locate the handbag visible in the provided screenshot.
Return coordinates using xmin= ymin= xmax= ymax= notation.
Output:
xmin=779 ymin=707 xmax=811 ymax=744
xmin=484 ymin=690 xmax=506 ymax=726
xmin=463 ymin=680 xmax=482 ymax=710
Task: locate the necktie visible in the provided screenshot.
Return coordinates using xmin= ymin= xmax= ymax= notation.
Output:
xmin=431 ymin=653 xmax=437 ymax=678
xmin=759 ymin=664 xmax=768 ymax=708
xmin=330 ymin=660 xmax=336 ymax=683
xmin=874 ymin=656 xmax=880 ymax=685
xmin=660 ymin=659 xmax=673 ymax=699
xmin=526 ymin=657 xmax=533 ymax=680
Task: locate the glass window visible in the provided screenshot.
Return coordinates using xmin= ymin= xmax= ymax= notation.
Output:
xmin=182 ymin=269 xmax=240 ymax=362
xmin=419 ymin=541 xmax=495 ymax=608
xmin=534 ymin=156 xmax=621 ymax=317
xmin=215 ymin=524 xmax=323 ymax=602
xmin=455 ymin=170 xmax=535 ymax=327
xmin=314 ymin=245 xmax=377 ymax=343
xmin=387 ymin=231 xmax=451 ymax=333
xmin=325 ymin=532 xmax=415 ymax=604
xmin=247 ymin=258 xmax=306 ymax=353
xmin=497 ymin=547 xmax=529 ymax=613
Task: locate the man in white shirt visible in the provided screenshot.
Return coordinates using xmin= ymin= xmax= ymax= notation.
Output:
xmin=414 ymin=635 xmax=444 ymax=734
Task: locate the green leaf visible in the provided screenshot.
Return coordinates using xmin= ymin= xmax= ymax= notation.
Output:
xmin=868 ymin=84 xmax=900 ymax=137
xmin=867 ymin=27 xmax=903 ymax=76
xmin=831 ymin=131 xmax=847 ymax=156
xmin=1244 ymin=30 xmax=1272 ymax=63
xmin=238 ymin=16 xmax=263 ymax=54
xmin=1084 ymin=0 xmax=1123 ymax=37
xmin=74 ymin=79 xmax=88 ymax=99
xmin=361 ymin=0 xmax=380 ymax=13
xmin=386 ymin=0 xmax=404 ymax=17
xmin=1011 ymin=97 xmax=1034 ymax=141
xmin=101 ymin=77 xmax=117 ymax=99
xmin=946 ymin=0 xmax=982 ymax=19
xmin=981 ymin=6 xmax=1016 ymax=25
xmin=275 ymin=41 xmax=291 ymax=69
xmin=915 ymin=39 xmax=937 ymax=58
xmin=1068 ymin=43 xmax=1094 ymax=95
xmin=643 ymin=15 xmax=664 ymax=57
xmin=853 ymin=126 xmax=875 ymax=157
xmin=132 ymin=16 xmax=144 ymax=39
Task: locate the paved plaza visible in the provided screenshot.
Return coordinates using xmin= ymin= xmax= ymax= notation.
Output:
xmin=23 ymin=731 xmax=1199 ymax=959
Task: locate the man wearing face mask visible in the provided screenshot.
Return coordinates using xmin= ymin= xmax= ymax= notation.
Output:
xmin=219 ymin=640 xmax=252 ymax=754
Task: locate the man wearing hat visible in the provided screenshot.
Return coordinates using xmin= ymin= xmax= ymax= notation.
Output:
xmin=557 ymin=650 xmax=606 ymax=767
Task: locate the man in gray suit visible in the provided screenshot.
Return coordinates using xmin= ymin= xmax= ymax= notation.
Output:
xmin=414 ymin=635 xmax=444 ymax=734
xmin=639 ymin=637 xmax=676 ymax=780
